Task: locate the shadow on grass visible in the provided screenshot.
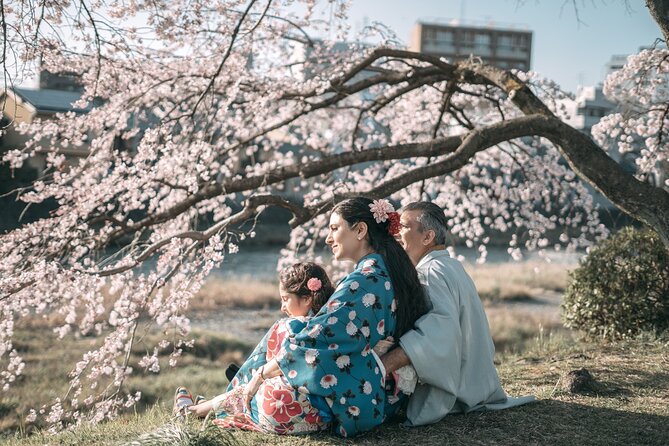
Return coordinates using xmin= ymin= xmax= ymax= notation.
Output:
xmin=350 ymin=400 xmax=669 ymax=446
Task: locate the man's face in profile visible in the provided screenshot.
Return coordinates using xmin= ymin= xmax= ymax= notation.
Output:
xmin=398 ymin=210 xmax=428 ymax=266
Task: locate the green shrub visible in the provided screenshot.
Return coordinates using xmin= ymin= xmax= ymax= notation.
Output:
xmin=562 ymin=227 xmax=669 ymax=339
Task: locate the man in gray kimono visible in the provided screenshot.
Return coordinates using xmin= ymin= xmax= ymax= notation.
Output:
xmin=381 ymin=201 xmax=533 ymax=426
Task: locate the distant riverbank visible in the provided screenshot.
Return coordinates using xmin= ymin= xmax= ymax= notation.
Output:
xmin=213 ymin=245 xmax=584 ymax=282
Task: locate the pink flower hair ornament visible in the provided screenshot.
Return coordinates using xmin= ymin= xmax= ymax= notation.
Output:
xmin=369 ymin=199 xmax=395 ymax=224
xmin=307 ymin=277 xmax=322 ymax=292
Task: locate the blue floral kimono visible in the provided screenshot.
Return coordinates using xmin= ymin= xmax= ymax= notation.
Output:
xmin=215 ymin=254 xmax=401 ymax=437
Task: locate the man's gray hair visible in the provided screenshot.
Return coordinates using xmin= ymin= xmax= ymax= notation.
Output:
xmin=402 ymin=201 xmax=449 ymax=245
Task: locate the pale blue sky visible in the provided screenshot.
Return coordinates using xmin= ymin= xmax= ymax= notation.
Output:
xmin=345 ymin=0 xmax=660 ymax=93
xmin=18 ymin=1 xmax=659 ymax=94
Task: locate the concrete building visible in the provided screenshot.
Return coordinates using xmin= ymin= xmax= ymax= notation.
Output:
xmin=561 ymin=85 xmax=616 ymax=135
xmin=606 ymin=54 xmax=628 ymax=76
xmin=409 ymin=22 xmax=532 ymax=70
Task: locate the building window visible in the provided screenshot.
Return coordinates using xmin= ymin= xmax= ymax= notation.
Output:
xmin=437 ymin=30 xmax=453 ymax=44
xmin=498 ymin=35 xmax=513 ymax=48
xmin=475 ymin=33 xmax=491 ymax=45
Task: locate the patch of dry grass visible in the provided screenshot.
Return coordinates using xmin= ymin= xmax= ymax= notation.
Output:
xmin=465 ymin=260 xmax=573 ymax=302
xmin=192 ymin=277 xmax=278 ymax=311
xmin=191 ymin=260 xmax=575 ymax=311
xmin=486 ymin=304 xmax=571 ymax=354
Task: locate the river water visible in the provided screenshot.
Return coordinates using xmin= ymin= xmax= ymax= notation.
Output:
xmin=212 ymin=245 xmax=583 ymax=282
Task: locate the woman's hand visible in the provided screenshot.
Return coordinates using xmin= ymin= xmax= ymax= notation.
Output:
xmin=243 ymin=366 xmax=265 ymax=411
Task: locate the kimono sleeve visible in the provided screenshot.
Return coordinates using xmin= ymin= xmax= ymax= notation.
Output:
xmin=225 ymin=318 xmax=307 ymax=392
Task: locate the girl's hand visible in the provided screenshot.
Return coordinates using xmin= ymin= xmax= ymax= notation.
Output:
xmin=373 ymin=336 xmax=395 ymax=356
xmin=243 ymin=366 xmax=265 ymax=411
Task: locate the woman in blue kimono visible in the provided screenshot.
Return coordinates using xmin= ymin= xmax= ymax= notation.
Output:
xmin=211 ymin=197 xmax=429 ymax=437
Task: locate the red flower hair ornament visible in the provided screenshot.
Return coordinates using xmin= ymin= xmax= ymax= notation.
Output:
xmin=387 ymin=212 xmax=401 ymax=237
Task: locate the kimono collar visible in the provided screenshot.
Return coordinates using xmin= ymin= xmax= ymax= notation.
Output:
xmin=415 ymin=248 xmax=451 ymax=271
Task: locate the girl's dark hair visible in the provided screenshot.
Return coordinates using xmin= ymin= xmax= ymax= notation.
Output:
xmin=332 ymin=197 xmax=429 ymax=337
xmin=279 ymin=262 xmax=334 ymax=314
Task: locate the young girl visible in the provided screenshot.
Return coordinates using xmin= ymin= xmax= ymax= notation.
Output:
xmin=173 ymin=262 xmax=334 ymax=419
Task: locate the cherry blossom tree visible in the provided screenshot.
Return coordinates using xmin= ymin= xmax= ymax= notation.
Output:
xmin=0 ymin=0 xmax=667 ymax=429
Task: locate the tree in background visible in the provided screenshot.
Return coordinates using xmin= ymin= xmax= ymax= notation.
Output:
xmin=0 ymin=0 xmax=667 ymax=428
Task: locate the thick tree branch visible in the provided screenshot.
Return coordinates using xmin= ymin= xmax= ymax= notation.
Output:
xmin=647 ymin=0 xmax=669 ymax=43
xmin=460 ymin=59 xmax=669 ymax=246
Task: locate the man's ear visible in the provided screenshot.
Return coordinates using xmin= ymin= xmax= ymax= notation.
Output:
xmin=422 ymin=229 xmax=436 ymax=246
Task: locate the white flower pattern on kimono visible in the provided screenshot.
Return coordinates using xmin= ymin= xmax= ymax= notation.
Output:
xmin=362 ymin=381 xmax=372 ymax=394
xmin=346 ymin=321 xmax=358 ymax=335
xmin=335 ymin=355 xmax=350 ymax=369
xmin=320 ymin=375 xmax=337 ymax=388
xmin=305 ymin=349 xmax=319 ymax=364
xmin=362 ymin=293 xmax=376 ymax=307
xmin=308 ymin=324 xmax=323 ymax=338
xmin=327 ymin=299 xmax=342 ymax=313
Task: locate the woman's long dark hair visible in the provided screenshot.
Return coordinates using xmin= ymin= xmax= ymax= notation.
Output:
xmin=332 ymin=197 xmax=429 ymax=337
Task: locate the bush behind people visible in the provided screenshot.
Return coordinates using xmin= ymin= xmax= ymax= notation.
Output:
xmin=562 ymin=227 xmax=669 ymax=339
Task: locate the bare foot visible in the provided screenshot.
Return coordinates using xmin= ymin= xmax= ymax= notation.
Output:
xmin=188 ymin=400 xmax=214 ymax=418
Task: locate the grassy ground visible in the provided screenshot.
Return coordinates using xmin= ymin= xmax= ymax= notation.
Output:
xmin=4 ymin=261 xmax=668 ymax=445
xmin=465 ymin=260 xmax=569 ymax=302
xmin=4 ymin=335 xmax=668 ymax=446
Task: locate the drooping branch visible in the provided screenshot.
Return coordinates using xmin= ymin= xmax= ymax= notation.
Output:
xmin=92 ymin=193 xmax=306 ymax=276
xmin=190 ymin=0 xmax=259 ymax=116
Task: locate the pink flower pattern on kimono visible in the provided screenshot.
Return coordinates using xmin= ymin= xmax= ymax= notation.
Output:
xmin=262 ymin=383 xmax=303 ymax=424
xmin=216 ymin=317 xmax=330 ymax=435
xmin=266 ymin=325 xmax=283 ymax=360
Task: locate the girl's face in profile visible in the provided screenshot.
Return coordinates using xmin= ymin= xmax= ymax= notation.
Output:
xmin=279 ymin=284 xmax=312 ymax=317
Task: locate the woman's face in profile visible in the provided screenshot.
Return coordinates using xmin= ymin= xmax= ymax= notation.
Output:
xmin=325 ymin=212 xmax=360 ymax=262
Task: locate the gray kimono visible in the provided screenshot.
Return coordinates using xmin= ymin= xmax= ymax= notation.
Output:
xmin=399 ymin=249 xmax=534 ymax=426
